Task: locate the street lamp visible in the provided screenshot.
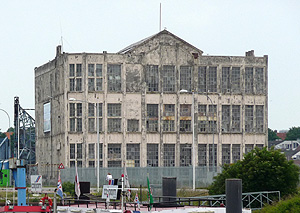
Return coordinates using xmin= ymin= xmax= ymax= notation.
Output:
xmin=206 ymin=95 xmax=215 ymax=174
xmin=179 ymin=89 xmax=196 ymax=190
xmin=69 ymin=98 xmax=100 ymax=192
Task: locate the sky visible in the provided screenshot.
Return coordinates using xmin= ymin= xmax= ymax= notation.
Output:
xmin=0 ymin=0 xmax=299 ymax=132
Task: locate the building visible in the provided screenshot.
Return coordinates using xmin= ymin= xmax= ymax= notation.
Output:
xmin=35 ymin=30 xmax=268 ymax=177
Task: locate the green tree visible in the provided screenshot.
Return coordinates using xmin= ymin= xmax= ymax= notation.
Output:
xmin=268 ymin=128 xmax=279 ymax=141
xmin=285 ymin=127 xmax=300 ymax=140
xmin=208 ymin=147 xmax=299 ymax=197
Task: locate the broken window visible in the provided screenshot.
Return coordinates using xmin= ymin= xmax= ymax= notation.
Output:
xmin=245 ymin=67 xmax=254 ymax=94
xmin=255 ymin=68 xmax=264 ymax=94
xmin=180 ymin=104 xmax=191 ymax=116
xmin=89 ymin=161 xmax=95 ymax=167
xmin=180 ymin=144 xmax=192 ymax=166
xmin=222 ymin=105 xmax=230 ymax=132
xmin=208 ymin=105 xmax=217 ymax=133
xmin=232 ymin=144 xmax=240 ymax=163
xmin=127 ymin=119 xmax=139 ymax=132
xmin=245 ymin=105 xmax=254 ymax=132
xmin=126 ymin=144 xmax=140 ymax=167
xmin=162 ymin=104 xmax=175 ymax=132
xmin=163 ymin=144 xmax=175 ymax=167
xmin=245 ymin=144 xmax=253 ymax=154
xmin=70 ymin=144 xmax=75 ymax=159
xmin=209 ymin=144 xmax=217 ymax=170
xmin=108 ymin=104 xmax=121 ymax=116
xmin=107 ymin=64 xmax=121 ymax=92
xmin=180 ymin=105 xmax=191 ymax=131
xmin=146 ymin=65 xmax=159 ymax=92
xmin=198 ymin=104 xmax=207 ymax=132
xmin=108 ymin=144 xmax=121 ymax=159
xmin=77 ymin=143 xmax=82 ymax=159
xmin=231 ymin=67 xmax=240 ymax=93
xmin=69 ymin=103 xmax=82 ymax=132
xmin=88 ymin=78 xmax=95 ymax=91
xmin=163 ymin=65 xmax=176 ymax=92
xmin=198 ymin=66 xmax=207 ymax=93
xmin=222 ymin=144 xmax=230 ymax=165
xmin=180 ymin=120 xmax=191 ymax=132
xmin=232 ymin=105 xmax=240 ymax=132
xmin=147 ymin=104 xmax=158 ymax=132
xmin=221 ymin=67 xmax=230 ymax=93
xmin=69 ymin=64 xmax=82 ymax=91
xmin=163 ymin=120 xmax=175 ymax=132
xmin=108 ymin=118 xmax=121 ymax=132
xmin=198 ymin=144 xmax=207 ymax=166
xmin=256 ymin=105 xmax=264 ymax=133
xmin=88 ymin=143 xmax=95 ymax=159
xmin=180 ymin=66 xmax=192 ymax=91
xmin=147 ymin=144 xmax=158 ymax=167
xmin=208 ymin=67 xmax=217 ymax=92
xmin=163 ymin=104 xmax=175 ymax=116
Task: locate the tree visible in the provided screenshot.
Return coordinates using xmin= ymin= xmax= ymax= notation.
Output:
xmin=208 ymin=147 xmax=299 ymax=197
xmin=268 ymin=128 xmax=280 ymax=141
xmin=285 ymin=127 xmax=300 ymax=140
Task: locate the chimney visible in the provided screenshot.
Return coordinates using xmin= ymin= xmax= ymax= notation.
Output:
xmin=245 ymin=50 xmax=254 ymax=57
xmin=56 ymin=45 xmax=62 ymax=57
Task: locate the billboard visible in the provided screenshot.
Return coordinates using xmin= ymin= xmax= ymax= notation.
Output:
xmin=43 ymin=102 xmax=51 ymax=132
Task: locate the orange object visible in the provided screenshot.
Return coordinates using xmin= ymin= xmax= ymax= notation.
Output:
xmin=40 ymin=194 xmax=53 ymax=208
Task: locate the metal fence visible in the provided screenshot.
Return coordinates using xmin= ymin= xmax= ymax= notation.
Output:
xmin=56 ymin=166 xmax=221 ymax=188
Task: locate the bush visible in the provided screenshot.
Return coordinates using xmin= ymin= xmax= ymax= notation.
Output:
xmin=62 ymin=181 xmax=75 ymax=196
xmin=258 ymin=195 xmax=300 ymax=213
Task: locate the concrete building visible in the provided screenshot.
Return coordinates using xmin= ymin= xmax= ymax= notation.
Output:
xmin=35 ymin=30 xmax=268 ymax=177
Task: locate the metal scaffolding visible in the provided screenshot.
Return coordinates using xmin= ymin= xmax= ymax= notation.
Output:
xmin=14 ymin=96 xmax=35 ymax=164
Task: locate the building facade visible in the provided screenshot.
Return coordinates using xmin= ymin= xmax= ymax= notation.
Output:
xmin=35 ymin=30 xmax=268 ymax=177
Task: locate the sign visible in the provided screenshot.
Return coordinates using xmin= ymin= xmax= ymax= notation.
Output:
xmin=31 ymin=175 xmax=42 ymax=193
xmin=43 ymin=102 xmax=51 ymax=133
xmin=102 ymin=185 xmax=118 ymax=200
xmin=58 ymin=163 xmax=65 ymax=169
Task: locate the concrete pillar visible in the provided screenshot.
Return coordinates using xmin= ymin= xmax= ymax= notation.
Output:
xmin=226 ymin=179 xmax=242 ymax=213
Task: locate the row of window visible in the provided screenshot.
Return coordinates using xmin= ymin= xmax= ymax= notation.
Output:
xmin=70 ymin=143 xmax=263 ymax=167
xmin=69 ymin=103 xmax=264 ymax=133
xmin=69 ymin=64 xmax=266 ymax=94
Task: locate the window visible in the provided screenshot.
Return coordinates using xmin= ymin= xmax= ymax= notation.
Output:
xmin=163 ymin=120 xmax=175 ymax=132
xmin=88 ymin=64 xmax=103 ymax=91
xmin=70 ymin=144 xmax=75 ymax=159
xmin=209 ymin=144 xmax=217 ymax=170
xmin=222 ymin=144 xmax=230 ymax=165
xmin=69 ymin=103 xmax=82 ymax=132
xmin=127 ymin=119 xmax=139 ymax=132
xmin=208 ymin=105 xmax=217 ymax=133
xmin=147 ymin=104 xmax=158 ymax=132
xmin=208 ymin=67 xmax=217 ymax=92
xmin=69 ymin=64 xmax=82 ymax=91
xmin=162 ymin=65 xmax=175 ymax=92
xmin=108 ymin=144 xmax=121 ymax=159
xmin=146 ymin=65 xmax=159 ymax=92
xmin=232 ymin=105 xmax=240 ymax=132
xmin=107 ymin=64 xmax=121 ymax=92
xmin=180 ymin=144 xmax=191 ymax=166
xmin=108 ymin=161 xmax=122 ymax=167
xmin=222 ymin=105 xmax=230 ymax=132
xmin=89 ymin=161 xmax=95 ymax=167
xmin=180 ymin=66 xmax=192 ymax=91
xmin=198 ymin=104 xmax=207 ymax=132
xmin=180 ymin=104 xmax=191 ymax=116
xmin=162 ymin=105 xmax=175 ymax=132
xmin=245 ymin=67 xmax=253 ymax=94
xmin=163 ymin=144 xmax=175 ymax=167
xmin=198 ymin=66 xmax=206 ymax=93
xmin=77 ymin=144 xmax=82 ymax=159
xmin=180 ymin=104 xmax=192 ymax=132
xmin=232 ymin=144 xmax=240 ymax=163
xmin=256 ymin=105 xmax=264 ymax=133
xmin=163 ymin=104 xmax=175 ymax=116
xmin=88 ymin=144 xmax=95 ymax=159
xmin=147 ymin=144 xmax=158 ymax=167
xmin=255 ymin=68 xmax=264 ymax=94
xmin=221 ymin=67 xmax=230 ymax=93
xmin=126 ymin=144 xmax=140 ymax=167
xmin=245 ymin=105 xmax=254 ymax=132
xmin=231 ymin=67 xmax=240 ymax=93
xmin=108 ymin=104 xmax=121 ymax=132
xmin=245 ymin=144 xmax=253 ymax=154
xmin=198 ymin=144 xmax=207 ymax=166
xmin=88 ymin=103 xmax=103 ymax=132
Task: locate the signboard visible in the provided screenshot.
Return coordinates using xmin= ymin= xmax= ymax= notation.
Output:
xmin=102 ymin=185 xmax=118 ymax=200
xmin=43 ymin=102 xmax=51 ymax=132
xmin=31 ymin=175 xmax=42 ymax=193
xmin=58 ymin=163 xmax=65 ymax=169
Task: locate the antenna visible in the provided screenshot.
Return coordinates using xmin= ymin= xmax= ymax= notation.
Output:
xmin=60 ymin=20 xmax=64 ymax=51
xmin=159 ymin=3 xmax=162 ymax=32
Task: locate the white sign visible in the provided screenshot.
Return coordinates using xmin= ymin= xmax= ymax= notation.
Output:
xmin=102 ymin=185 xmax=118 ymax=200
xmin=43 ymin=102 xmax=51 ymax=132
xmin=31 ymin=175 xmax=43 ymax=193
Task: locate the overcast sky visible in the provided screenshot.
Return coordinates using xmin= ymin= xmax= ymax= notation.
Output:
xmin=0 ymin=0 xmax=299 ymax=132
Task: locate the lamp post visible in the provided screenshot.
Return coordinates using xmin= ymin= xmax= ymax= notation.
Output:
xmin=179 ymin=89 xmax=196 ymax=190
xmin=206 ymin=95 xmax=215 ymax=174
xmin=0 ymin=108 xmax=11 ymax=131
xmin=69 ymin=98 xmax=100 ymax=192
